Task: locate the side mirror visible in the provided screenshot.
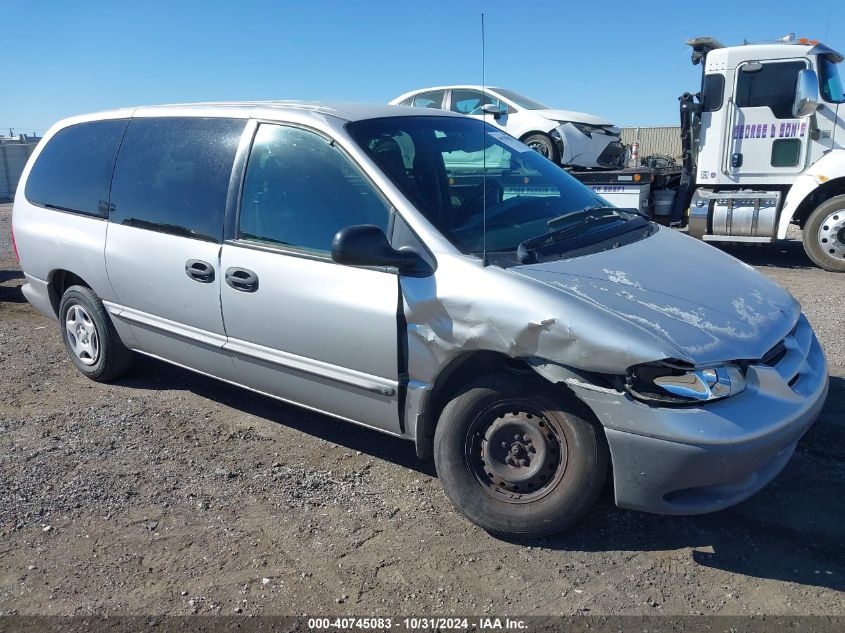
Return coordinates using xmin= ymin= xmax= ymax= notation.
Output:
xmin=793 ymin=69 xmax=820 ymax=118
xmin=482 ymin=103 xmax=507 ymax=118
xmin=331 ymin=224 xmax=420 ymax=270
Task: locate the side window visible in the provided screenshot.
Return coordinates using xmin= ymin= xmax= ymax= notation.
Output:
xmin=450 ymin=90 xmax=506 ymax=115
xmin=771 ymin=139 xmax=802 ymax=167
xmin=238 ymin=124 xmax=391 ymax=255
xmin=25 ymin=119 xmax=128 ymax=217
xmin=110 ymin=117 xmax=246 ymax=242
xmin=736 ymin=61 xmax=805 ymax=119
xmin=397 ymin=97 xmax=414 ymax=106
xmin=412 ymin=90 xmax=446 ymax=109
xmin=701 ymin=74 xmax=725 ymax=112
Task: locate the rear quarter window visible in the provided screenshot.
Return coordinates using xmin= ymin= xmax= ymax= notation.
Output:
xmin=109 ymin=117 xmax=246 ymax=242
xmin=25 ymin=119 xmax=129 ymax=216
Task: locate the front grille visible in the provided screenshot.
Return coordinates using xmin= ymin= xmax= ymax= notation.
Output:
xmin=754 ymin=317 xmax=814 ymax=393
xmin=761 ymin=340 xmax=787 ymax=366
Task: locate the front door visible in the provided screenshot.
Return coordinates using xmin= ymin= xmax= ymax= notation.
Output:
xmin=726 ymin=59 xmax=810 ymax=180
xmin=220 ymin=122 xmax=402 ymax=433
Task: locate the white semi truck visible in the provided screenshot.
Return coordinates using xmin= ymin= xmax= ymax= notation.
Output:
xmin=574 ymin=35 xmax=845 ymax=272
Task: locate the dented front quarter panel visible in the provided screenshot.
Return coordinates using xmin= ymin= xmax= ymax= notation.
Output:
xmin=400 ymin=252 xmax=683 ymax=389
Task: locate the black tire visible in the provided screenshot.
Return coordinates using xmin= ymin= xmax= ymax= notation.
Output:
xmin=58 ymin=285 xmax=134 ymax=381
xmin=522 ymin=133 xmax=560 ymax=164
xmin=802 ymin=195 xmax=845 ymax=272
xmin=433 ymin=373 xmax=608 ymax=538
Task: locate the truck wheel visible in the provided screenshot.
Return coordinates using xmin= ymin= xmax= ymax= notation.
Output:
xmin=803 ymin=195 xmax=845 ymax=272
xmin=433 ymin=373 xmax=607 ymax=538
xmin=59 ymin=285 xmax=134 ymax=381
xmin=523 ymin=133 xmax=560 ymax=164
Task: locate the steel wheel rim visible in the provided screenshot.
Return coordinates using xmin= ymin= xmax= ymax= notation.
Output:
xmin=527 ymin=141 xmax=550 ymax=157
xmin=818 ymin=210 xmax=845 ymax=261
xmin=464 ymin=399 xmax=568 ymax=504
xmin=65 ymin=304 xmax=100 ymax=365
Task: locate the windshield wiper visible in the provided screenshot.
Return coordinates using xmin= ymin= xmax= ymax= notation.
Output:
xmin=517 ymin=210 xmax=647 ymax=264
xmin=545 ymin=205 xmax=617 ymax=229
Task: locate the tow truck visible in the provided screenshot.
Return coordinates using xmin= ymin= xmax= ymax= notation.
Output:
xmin=569 ymin=34 xmax=845 ymax=272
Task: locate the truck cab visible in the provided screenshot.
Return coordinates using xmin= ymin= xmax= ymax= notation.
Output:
xmin=682 ymin=36 xmax=845 ymax=271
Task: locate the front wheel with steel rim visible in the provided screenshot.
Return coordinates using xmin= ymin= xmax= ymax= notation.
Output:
xmin=434 ymin=373 xmax=608 ymax=538
xmin=803 ymin=195 xmax=845 ymax=272
xmin=522 ymin=133 xmax=560 ymax=165
xmin=59 ymin=285 xmax=134 ymax=381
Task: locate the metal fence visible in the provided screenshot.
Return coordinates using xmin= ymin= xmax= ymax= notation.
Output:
xmin=1 ymin=141 xmax=39 ymax=203
xmin=620 ymin=126 xmax=682 ymax=161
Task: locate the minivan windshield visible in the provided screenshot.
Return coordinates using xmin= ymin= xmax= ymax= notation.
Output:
xmin=347 ymin=116 xmax=653 ymax=265
xmin=819 ymin=57 xmax=845 ymax=103
xmin=491 ymin=88 xmax=549 ymax=110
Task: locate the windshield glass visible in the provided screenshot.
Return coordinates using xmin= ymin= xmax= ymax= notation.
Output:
xmin=820 ymin=57 xmax=845 ymax=103
xmin=491 ymin=88 xmax=549 ymax=110
xmin=347 ymin=116 xmax=651 ymax=265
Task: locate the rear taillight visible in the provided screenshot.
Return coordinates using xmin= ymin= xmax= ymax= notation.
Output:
xmin=10 ymin=225 xmax=20 ymax=262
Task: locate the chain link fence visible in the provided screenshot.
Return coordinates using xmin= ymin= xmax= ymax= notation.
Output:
xmin=1 ymin=140 xmax=40 ymax=203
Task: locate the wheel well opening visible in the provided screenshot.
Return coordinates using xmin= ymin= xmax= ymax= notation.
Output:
xmin=793 ymin=179 xmax=845 ymax=228
xmin=48 ymin=270 xmax=90 ymax=317
xmin=415 ymin=352 xmax=540 ymax=460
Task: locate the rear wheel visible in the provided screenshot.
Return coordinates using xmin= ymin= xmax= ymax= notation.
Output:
xmin=522 ymin=133 xmax=560 ymax=164
xmin=59 ymin=285 xmax=134 ymax=381
xmin=433 ymin=373 xmax=607 ymax=538
xmin=803 ymin=195 xmax=845 ymax=272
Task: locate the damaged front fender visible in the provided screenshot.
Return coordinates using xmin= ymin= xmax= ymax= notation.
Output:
xmin=401 ymin=253 xmax=684 ymax=452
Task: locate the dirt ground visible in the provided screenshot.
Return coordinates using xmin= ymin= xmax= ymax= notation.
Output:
xmin=1 ymin=202 xmax=843 ymax=617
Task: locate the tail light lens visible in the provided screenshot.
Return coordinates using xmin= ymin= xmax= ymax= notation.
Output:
xmin=11 ymin=225 xmax=20 ymax=262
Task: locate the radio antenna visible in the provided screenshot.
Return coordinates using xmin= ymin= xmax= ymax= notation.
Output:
xmin=481 ymin=12 xmax=488 ymax=266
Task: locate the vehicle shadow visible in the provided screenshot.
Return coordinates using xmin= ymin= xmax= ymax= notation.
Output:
xmin=0 ymin=269 xmax=26 ymax=303
xmin=120 ymin=356 xmax=843 ymax=592
xmin=712 ymin=238 xmax=816 ymax=270
xmin=119 ymin=354 xmax=435 ymax=477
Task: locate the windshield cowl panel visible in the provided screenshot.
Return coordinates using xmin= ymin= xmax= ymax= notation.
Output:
xmin=347 ymin=116 xmax=653 ymax=264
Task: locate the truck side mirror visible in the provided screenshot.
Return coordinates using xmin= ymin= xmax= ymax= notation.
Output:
xmin=793 ymin=69 xmax=820 ymax=118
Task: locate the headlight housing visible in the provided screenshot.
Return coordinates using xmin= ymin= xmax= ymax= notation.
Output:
xmin=570 ymin=123 xmax=618 ymax=138
xmin=625 ymin=361 xmax=747 ymax=404
xmin=571 ymin=122 xmax=603 ymax=138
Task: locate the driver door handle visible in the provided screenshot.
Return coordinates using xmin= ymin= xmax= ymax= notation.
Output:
xmin=185 ymin=259 xmax=215 ymax=283
xmin=225 ymin=267 xmax=259 ymax=293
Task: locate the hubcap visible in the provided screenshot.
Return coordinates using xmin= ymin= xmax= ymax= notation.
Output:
xmin=527 ymin=141 xmax=550 ymax=158
xmin=818 ymin=210 xmax=845 ymax=261
xmin=465 ymin=401 xmax=568 ymax=504
xmin=65 ymin=304 xmax=100 ymax=365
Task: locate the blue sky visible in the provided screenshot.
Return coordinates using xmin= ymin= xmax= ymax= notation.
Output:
xmin=2 ymin=0 xmax=842 ymax=135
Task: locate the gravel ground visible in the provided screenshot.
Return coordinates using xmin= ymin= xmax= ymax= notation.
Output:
xmin=1 ymin=203 xmax=843 ymax=616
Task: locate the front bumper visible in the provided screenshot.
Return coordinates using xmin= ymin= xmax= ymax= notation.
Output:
xmin=570 ymin=315 xmax=829 ymax=514
xmin=554 ymin=123 xmax=625 ymax=169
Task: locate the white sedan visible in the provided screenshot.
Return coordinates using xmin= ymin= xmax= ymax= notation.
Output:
xmin=390 ymin=85 xmax=626 ymax=169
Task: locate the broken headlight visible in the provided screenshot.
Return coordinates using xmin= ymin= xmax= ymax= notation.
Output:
xmin=625 ymin=362 xmax=747 ymax=404
xmin=572 ymin=122 xmax=604 ymax=138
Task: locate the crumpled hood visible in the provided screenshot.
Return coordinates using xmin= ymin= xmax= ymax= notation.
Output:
xmin=534 ymin=109 xmax=614 ymax=127
xmin=512 ymin=228 xmax=800 ymax=366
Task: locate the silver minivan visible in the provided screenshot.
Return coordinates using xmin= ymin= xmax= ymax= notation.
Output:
xmin=12 ymin=103 xmax=829 ymax=538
